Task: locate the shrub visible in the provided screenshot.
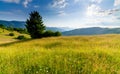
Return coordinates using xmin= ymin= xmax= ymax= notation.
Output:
xmin=17 ymin=35 xmax=26 ymax=40
xmin=9 ymin=33 xmax=14 ymax=36
xmin=13 ymin=28 xmax=28 ymax=34
xmin=43 ymin=31 xmax=62 ymax=37
xmin=0 ymin=24 xmax=5 ymax=29
xmin=54 ymin=31 xmax=61 ymax=36
xmin=43 ymin=30 xmax=54 ymax=37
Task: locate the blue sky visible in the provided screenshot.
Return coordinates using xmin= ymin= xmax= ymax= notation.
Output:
xmin=0 ymin=0 xmax=120 ymax=28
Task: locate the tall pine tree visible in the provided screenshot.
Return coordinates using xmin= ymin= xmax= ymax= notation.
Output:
xmin=26 ymin=11 xmax=45 ymax=38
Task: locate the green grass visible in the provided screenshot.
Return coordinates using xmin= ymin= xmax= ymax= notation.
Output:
xmin=0 ymin=28 xmax=30 ymax=44
xmin=0 ymin=34 xmax=120 ymax=74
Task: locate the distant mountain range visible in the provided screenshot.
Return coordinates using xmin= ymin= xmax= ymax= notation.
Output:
xmin=62 ymin=27 xmax=120 ymax=36
xmin=46 ymin=27 xmax=73 ymax=32
xmin=0 ymin=20 xmax=25 ymax=28
xmin=0 ymin=20 xmax=72 ymax=32
xmin=1 ymin=20 xmax=120 ymax=35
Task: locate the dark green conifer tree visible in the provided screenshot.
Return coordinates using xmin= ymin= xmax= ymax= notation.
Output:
xmin=26 ymin=11 xmax=45 ymax=38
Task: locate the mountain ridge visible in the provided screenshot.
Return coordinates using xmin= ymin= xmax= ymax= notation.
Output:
xmin=1 ymin=20 xmax=120 ymax=35
xmin=62 ymin=27 xmax=120 ymax=36
xmin=0 ymin=20 xmax=72 ymax=32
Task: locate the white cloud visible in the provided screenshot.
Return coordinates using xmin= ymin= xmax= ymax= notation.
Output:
xmin=74 ymin=0 xmax=102 ymax=3
xmin=58 ymin=11 xmax=66 ymax=16
xmin=23 ymin=0 xmax=32 ymax=8
xmin=74 ymin=0 xmax=81 ymax=3
xmin=51 ymin=0 xmax=68 ymax=8
xmin=79 ymin=14 xmax=120 ymax=28
xmin=0 ymin=0 xmax=32 ymax=8
xmin=0 ymin=0 xmax=20 ymax=3
xmin=86 ymin=4 xmax=120 ymax=17
xmin=85 ymin=3 xmax=120 ymax=27
xmin=0 ymin=11 xmax=13 ymax=15
xmin=99 ymin=8 xmax=120 ymax=16
xmin=114 ymin=0 xmax=120 ymax=6
xmin=86 ymin=4 xmax=101 ymax=16
xmin=90 ymin=0 xmax=102 ymax=3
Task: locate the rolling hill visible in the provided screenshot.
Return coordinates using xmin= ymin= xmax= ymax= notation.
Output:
xmin=0 ymin=20 xmax=25 ymax=28
xmin=0 ymin=27 xmax=30 ymax=44
xmin=2 ymin=20 xmax=120 ymax=36
xmin=46 ymin=27 xmax=72 ymax=32
xmin=62 ymin=27 xmax=120 ymax=36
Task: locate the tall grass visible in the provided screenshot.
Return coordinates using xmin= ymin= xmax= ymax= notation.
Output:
xmin=0 ymin=34 xmax=120 ymax=74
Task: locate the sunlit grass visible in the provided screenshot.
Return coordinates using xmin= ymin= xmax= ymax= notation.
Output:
xmin=0 ymin=28 xmax=30 ymax=44
xmin=0 ymin=34 xmax=120 ymax=74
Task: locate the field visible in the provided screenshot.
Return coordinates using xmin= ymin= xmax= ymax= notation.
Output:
xmin=0 ymin=28 xmax=30 ymax=44
xmin=0 ymin=32 xmax=120 ymax=73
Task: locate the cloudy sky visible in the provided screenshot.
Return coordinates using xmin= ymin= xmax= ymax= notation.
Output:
xmin=0 ymin=0 xmax=120 ymax=28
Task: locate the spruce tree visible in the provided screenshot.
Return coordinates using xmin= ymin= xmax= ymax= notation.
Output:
xmin=26 ymin=11 xmax=45 ymax=38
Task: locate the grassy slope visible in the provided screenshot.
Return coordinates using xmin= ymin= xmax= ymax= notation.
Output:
xmin=0 ymin=28 xmax=30 ymax=44
xmin=0 ymin=34 xmax=120 ymax=74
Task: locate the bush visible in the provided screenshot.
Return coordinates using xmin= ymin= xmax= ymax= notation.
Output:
xmin=17 ymin=35 xmax=26 ymax=40
xmin=13 ymin=28 xmax=28 ymax=34
xmin=54 ymin=31 xmax=61 ymax=36
xmin=9 ymin=33 xmax=14 ymax=36
xmin=0 ymin=24 xmax=5 ymax=29
xmin=43 ymin=30 xmax=54 ymax=37
xmin=43 ymin=31 xmax=62 ymax=37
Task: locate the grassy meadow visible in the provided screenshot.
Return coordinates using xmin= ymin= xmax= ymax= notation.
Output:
xmin=0 ymin=32 xmax=120 ymax=74
xmin=0 ymin=28 xmax=30 ymax=44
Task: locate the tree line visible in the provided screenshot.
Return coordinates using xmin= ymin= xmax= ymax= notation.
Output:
xmin=0 ymin=24 xmax=27 ymax=34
